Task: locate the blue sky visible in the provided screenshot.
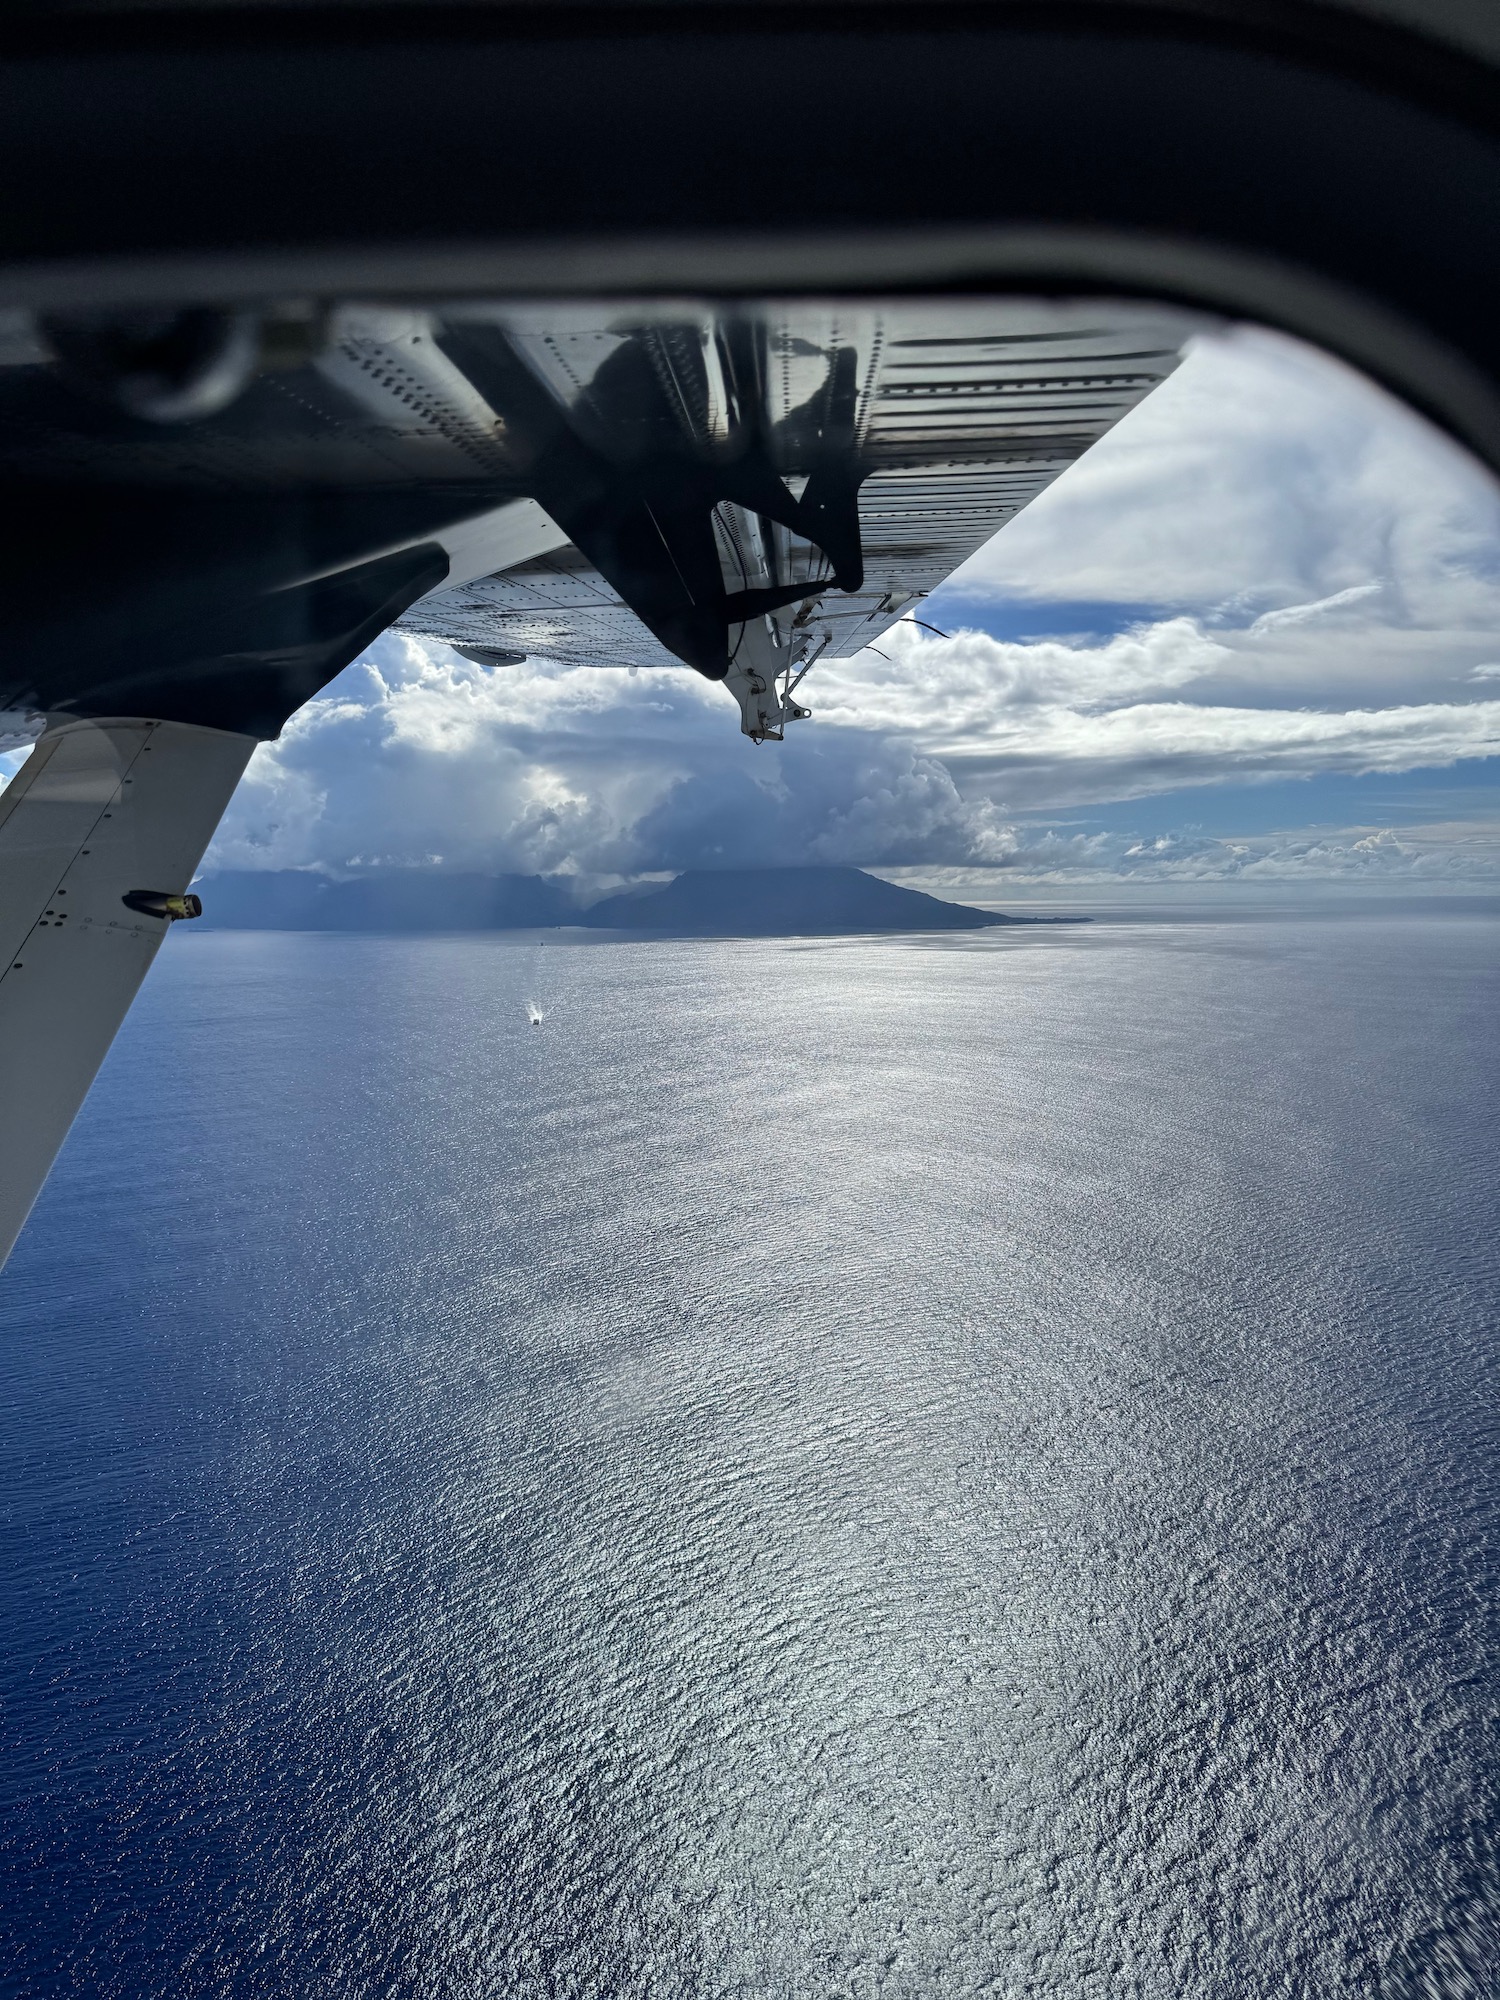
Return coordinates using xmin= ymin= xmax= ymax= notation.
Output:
xmin=12 ymin=317 xmax=1494 ymax=902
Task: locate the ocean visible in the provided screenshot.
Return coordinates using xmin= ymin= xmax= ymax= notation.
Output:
xmin=2 ymin=916 xmax=1496 ymax=1998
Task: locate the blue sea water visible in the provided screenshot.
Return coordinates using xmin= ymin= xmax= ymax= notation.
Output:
xmin=1 ymin=916 xmax=1496 ymax=1999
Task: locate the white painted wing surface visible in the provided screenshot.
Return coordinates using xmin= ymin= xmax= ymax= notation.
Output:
xmin=0 ymin=719 xmax=256 ymax=1262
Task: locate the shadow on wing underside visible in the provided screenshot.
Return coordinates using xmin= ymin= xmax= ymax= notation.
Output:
xmin=0 ymin=296 xmax=1199 ymax=736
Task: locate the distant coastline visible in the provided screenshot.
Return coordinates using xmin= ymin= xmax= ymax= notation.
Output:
xmin=194 ymin=865 xmax=1088 ymax=938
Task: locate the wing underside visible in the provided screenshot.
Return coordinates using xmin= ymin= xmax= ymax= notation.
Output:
xmin=0 ymin=294 xmax=1195 ymax=742
xmin=391 ymin=301 xmax=1195 ymax=730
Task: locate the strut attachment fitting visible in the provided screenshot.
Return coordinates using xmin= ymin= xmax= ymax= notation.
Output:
xmin=122 ymin=890 xmax=203 ymax=921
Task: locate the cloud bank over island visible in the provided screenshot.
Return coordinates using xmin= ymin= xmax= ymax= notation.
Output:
xmin=200 ymin=323 xmax=1500 ymax=895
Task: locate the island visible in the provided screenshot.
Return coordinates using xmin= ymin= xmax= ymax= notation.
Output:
xmin=194 ymin=865 xmax=1078 ymax=936
xmin=578 ymin=866 xmax=1025 ymax=934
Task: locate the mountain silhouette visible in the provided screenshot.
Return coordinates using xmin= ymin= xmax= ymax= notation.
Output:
xmin=579 ymin=866 xmax=1019 ymax=934
xmin=195 ymin=865 xmax=1060 ymax=936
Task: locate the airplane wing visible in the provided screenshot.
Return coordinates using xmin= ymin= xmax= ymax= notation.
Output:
xmin=392 ymin=300 xmax=1195 ymax=736
xmin=0 ymin=291 xmax=1193 ymax=1257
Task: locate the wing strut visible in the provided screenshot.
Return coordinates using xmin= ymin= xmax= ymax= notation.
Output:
xmin=0 ymin=717 xmax=255 ymax=1265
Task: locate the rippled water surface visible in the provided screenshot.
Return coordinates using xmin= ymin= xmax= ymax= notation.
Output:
xmin=2 ymin=917 xmax=1497 ymax=1998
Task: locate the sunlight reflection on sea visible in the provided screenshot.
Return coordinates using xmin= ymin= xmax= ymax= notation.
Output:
xmin=2 ymin=919 xmax=1496 ymax=1998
